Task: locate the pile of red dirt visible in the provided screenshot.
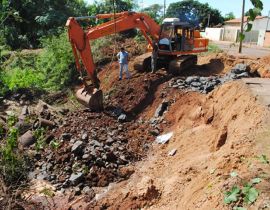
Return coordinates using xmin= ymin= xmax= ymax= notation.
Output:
xmin=85 ymin=81 xmax=270 ymax=210
xmin=197 ymin=53 xmax=270 ymax=78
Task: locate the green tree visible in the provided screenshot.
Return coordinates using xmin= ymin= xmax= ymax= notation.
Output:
xmin=1 ymin=0 xmax=89 ymax=49
xmin=245 ymin=0 xmax=263 ymax=32
xmin=245 ymin=8 xmax=262 ymax=16
xmin=86 ymin=0 xmax=136 ymax=36
xmin=224 ymin=12 xmax=235 ymax=21
xmin=142 ymin=4 xmax=163 ymax=23
xmin=166 ymin=0 xmax=224 ymax=28
xmin=93 ymin=0 xmax=135 ymax=14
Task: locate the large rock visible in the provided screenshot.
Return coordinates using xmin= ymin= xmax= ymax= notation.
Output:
xmin=231 ymin=64 xmax=248 ymax=74
xmin=190 ymin=81 xmax=202 ymax=87
xmin=185 ymin=76 xmax=199 ymax=84
xmin=69 ymin=172 xmax=84 ymax=186
xmin=18 ymin=130 xmax=36 ymax=147
xmin=154 ymin=101 xmax=169 ymax=118
xmin=71 ymin=141 xmax=85 ymax=155
xmin=118 ymin=114 xmax=127 ymax=122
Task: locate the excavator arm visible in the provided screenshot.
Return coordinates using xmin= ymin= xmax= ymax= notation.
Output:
xmin=66 ymin=11 xmax=161 ymax=89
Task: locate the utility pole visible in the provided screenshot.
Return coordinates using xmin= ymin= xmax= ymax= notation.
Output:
xmin=163 ymin=0 xmax=166 ymax=19
xmin=239 ymin=0 xmax=245 ymax=53
xmin=207 ymin=14 xmax=210 ymax=27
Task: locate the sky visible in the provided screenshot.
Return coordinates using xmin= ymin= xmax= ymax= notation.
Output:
xmin=85 ymin=0 xmax=270 ymax=17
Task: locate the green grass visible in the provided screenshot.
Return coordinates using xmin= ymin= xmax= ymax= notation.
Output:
xmin=207 ymin=43 xmax=223 ymax=53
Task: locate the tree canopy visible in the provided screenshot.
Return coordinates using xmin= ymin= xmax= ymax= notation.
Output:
xmin=142 ymin=4 xmax=163 ymax=23
xmin=1 ymin=0 xmax=90 ymax=49
xmin=0 ymin=0 xmax=135 ymax=49
xmin=224 ymin=12 xmax=235 ymax=21
xmin=245 ymin=8 xmax=262 ymax=17
xmin=166 ymin=0 xmax=224 ymax=28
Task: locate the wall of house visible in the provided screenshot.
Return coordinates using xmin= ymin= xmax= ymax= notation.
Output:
xmin=264 ymin=32 xmax=270 ymax=47
xmin=204 ymin=27 xmax=260 ymax=44
xmin=258 ymin=30 xmax=266 ymax=46
xmin=205 ymin=28 xmax=224 ymax=41
xmin=253 ymin=18 xmax=270 ymax=31
xmin=242 ymin=30 xmax=260 ymax=44
xmin=223 ymin=28 xmax=238 ymax=42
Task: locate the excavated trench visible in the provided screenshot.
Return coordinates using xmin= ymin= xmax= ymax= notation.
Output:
xmin=2 ymin=53 xmax=270 ymax=209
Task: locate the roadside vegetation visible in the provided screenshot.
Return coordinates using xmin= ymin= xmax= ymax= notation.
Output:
xmin=0 ymin=114 xmax=28 ymax=186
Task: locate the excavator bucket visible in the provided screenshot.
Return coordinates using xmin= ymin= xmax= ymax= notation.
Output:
xmin=75 ymin=88 xmax=103 ymax=111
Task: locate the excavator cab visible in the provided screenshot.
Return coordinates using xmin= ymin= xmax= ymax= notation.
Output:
xmin=158 ymin=18 xmax=195 ymax=53
xmin=149 ymin=18 xmax=201 ymax=75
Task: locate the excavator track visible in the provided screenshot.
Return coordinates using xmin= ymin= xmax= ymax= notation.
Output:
xmin=133 ymin=52 xmax=152 ymax=72
xmin=168 ymin=55 xmax=198 ymax=75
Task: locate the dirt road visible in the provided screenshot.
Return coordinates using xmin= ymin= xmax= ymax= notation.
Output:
xmin=213 ymin=41 xmax=270 ymax=58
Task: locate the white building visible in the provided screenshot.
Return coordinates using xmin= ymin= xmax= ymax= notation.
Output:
xmin=204 ymin=16 xmax=270 ymax=47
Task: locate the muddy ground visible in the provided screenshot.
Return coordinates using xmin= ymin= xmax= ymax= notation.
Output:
xmin=1 ymin=51 xmax=270 ymax=210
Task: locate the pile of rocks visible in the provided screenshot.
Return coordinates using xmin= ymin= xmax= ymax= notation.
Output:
xmin=30 ymin=108 xmax=153 ymax=196
xmin=169 ymin=64 xmax=251 ymax=94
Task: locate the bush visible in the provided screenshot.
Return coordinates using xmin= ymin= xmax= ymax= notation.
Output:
xmin=0 ymin=114 xmax=28 ymax=186
xmin=1 ymin=30 xmax=79 ymax=92
xmin=208 ymin=43 xmax=223 ymax=53
xmin=91 ymin=36 xmax=114 ymax=64
xmin=2 ymin=67 xmax=44 ymax=90
xmin=37 ymin=31 xmax=78 ymax=90
xmin=0 ymin=30 xmax=141 ymax=94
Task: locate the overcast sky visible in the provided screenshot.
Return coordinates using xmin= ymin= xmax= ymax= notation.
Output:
xmin=85 ymin=0 xmax=270 ymax=17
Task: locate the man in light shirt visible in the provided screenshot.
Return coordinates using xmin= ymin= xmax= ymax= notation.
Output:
xmin=117 ymin=47 xmax=131 ymax=80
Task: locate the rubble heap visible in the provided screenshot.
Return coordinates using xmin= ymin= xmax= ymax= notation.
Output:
xmin=29 ymin=108 xmax=154 ymax=196
xmin=169 ymin=64 xmax=252 ymax=93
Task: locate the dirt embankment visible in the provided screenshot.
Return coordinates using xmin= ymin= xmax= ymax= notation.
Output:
xmin=88 ymin=81 xmax=270 ymax=209
xmin=197 ymin=53 xmax=270 ymax=78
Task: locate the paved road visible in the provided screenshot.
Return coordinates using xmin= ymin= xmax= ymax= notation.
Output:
xmin=213 ymin=41 xmax=270 ymax=58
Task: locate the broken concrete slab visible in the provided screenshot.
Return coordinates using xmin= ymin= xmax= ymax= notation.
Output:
xmin=156 ymin=132 xmax=173 ymax=144
xmin=242 ymin=78 xmax=270 ymax=107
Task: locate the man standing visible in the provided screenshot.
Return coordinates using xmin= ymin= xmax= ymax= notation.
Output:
xmin=117 ymin=47 xmax=130 ymax=80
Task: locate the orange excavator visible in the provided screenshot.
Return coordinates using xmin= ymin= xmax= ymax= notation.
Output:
xmin=66 ymin=11 xmax=209 ymax=110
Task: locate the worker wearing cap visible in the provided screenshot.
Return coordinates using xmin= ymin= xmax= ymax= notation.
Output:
xmin=117 ymin=47 xmax=130 ymax=80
